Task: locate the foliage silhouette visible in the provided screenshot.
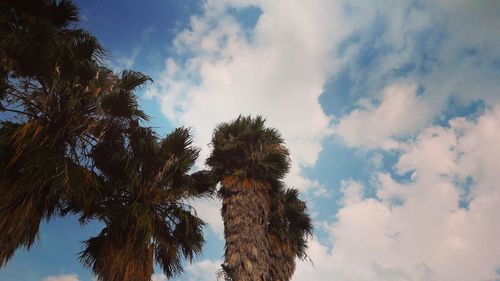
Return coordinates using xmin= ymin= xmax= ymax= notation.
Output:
xmin=0 ymin=1 xmax=217 ymax=280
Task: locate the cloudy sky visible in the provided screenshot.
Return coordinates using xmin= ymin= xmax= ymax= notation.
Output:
xmin=1 ymin=0 xmax=500 ymax=280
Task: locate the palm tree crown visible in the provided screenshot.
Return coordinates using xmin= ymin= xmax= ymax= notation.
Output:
xmin=79 ymin=126 xmax=216 ymax=281
xmin=207 ymin=115 xmax=290 ymax=182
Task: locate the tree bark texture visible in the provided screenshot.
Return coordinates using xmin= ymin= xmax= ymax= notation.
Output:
xmin=221 ymin=177 xmax=271 ymax=281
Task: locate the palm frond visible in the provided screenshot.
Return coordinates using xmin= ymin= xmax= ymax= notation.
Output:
xmin=154 ymin=236 xmax=183 ymax=278
xmin=180 ymin=170 xmax=217 ymax=198
xmin=51 ymin=0 xmax=79 ymax=27
xmin=267 ymin=187 xmax=313 ymax=280
xmin=270 ymin=188 xmax=313 ymax=258
xmin=71 ymin=30 xmax=106 ymax=62
xmin=0 ymin=185 xmax=44 ymax=266
xmin=0 ymin=141 xmax=95 ymax=265
xmin=119 ymin=70 xmax=152 ymax=92
xmin=154 ymin=127 xmax=199 ymax=188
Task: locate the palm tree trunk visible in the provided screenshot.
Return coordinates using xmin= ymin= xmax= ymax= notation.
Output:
xmin=221 ymin=177 xmax=271 ymax=281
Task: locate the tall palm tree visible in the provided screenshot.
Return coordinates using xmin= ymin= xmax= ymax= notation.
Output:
xmin=207 ymin=116 xmax=290 ymax=281
xmin=268 ymin=187 xmax=313 ymax=281
xmin=79 ymin=125 xmax=216 ymax=281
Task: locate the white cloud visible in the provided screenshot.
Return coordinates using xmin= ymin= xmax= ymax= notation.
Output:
xmin=147 ymin=0 xmax=499 ymax=188
xmin=330 ymin=0 xmax=500 ymax=149
xmin=339 ymin=180 xmax=364 ymax=206
xmin=294 ymin=107 xmax=500 ymax=281
xmin=191 ymin=198 xmax=224 ymax=239
xmin=183 ymin=259 xmax=222 ymax=281
xmin=146 ymin=0 xmax=351 ymax=193
xmin=334 ymin=83 xmax=431 ymax=149
xmin=42 ymin=274 xmax=79 ymax=281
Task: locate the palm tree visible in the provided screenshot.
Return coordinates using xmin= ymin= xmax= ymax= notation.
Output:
xmin=79 ymin=125 xmax=216 ymax=281
xmin=207 ymin=116 xmax=291 ymax=280
xmin=0 ymin=0 xmax=156 ymax=264
xmin=268 ymin=187 xmax=313 ymax=281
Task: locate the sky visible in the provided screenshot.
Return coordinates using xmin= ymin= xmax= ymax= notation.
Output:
xmin=1 ymin=0 xmax=500 ymax=280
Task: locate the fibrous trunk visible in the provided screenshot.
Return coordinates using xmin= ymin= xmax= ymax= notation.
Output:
xmin=221 ymin=177 xmax=271 ymax=281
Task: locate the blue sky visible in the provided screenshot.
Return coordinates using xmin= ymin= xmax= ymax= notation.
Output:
xmin=2 ymin=1 xmax=500 ymax=281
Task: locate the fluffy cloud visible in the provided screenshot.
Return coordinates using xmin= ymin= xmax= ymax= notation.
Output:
xmin=146 ymin=0 xmax=349 ymax=192
xmin=330 ymin=0 xmax=500 ymax=150
xmin=337 ymin=0 xmax=499 ymax=104
xmin=42 ymin=274 xmax=79 ymax=281
xmin=191 ymin=198 xmax=224 ymax=238
xmin=147 ymin=0 xmax=499 ymax=183
xmin=334 ymin=83 xmax=431 ymax=149
xmin=294 ymin=107 xmax=500 ymax=281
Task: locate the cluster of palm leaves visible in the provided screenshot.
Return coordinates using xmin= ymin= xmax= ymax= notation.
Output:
xmin=1 ymin=1 xmax=312 ymax=281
